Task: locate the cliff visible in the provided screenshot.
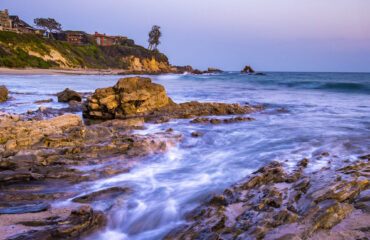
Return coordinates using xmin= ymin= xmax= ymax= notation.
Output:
xmin=0 ymin=31 xmax=172 ymax=74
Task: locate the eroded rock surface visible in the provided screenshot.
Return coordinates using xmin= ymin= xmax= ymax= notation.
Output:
xmin=83 ymin=77 xmax=260 ymax=121
xmin=164 ymin=158 xmax=370 ymax=240
xmin=3 ymin=206 xmax=106 ymax=240
xmin=0 ymin=112 xmax=182 ymax=238
xmin=0 ymin=113 xmax=181 ymax=191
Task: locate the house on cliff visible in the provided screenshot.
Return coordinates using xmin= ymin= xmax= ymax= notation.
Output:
xmin=93 ymin=32 xmax=127 ymax=46
xmin=0 ymin=9 xmax=13 ymax=32
xmin=0 ymin=9 xmax=35 ymax=33
xmin=9 ymin=15 xmax=35 ymax=34
xmin=53 ymin=31 xmax=89 ymax=45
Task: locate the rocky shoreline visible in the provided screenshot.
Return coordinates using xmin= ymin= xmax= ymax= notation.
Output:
xmin=0 ymin=76 xmax=368 ymax=239
xmin=165 ymin=155 xmax=370 ymax=240
xmin=0 ymin=76 xmax=262 ymax=239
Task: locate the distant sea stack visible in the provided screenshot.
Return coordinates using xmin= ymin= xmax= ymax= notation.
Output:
xmin=241 ymin=65 xmax=265 ymax=75
xmin=241 ymin=65 xmax=255 ymax=74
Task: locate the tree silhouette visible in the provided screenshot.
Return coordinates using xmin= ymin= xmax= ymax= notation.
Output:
xmin=148 ymin=25 xmax=161 ymax=50
xmin=34 ymin=18 xmax=62 ymax=39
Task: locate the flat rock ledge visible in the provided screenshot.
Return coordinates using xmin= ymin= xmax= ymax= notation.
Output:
xmin=164 ymin=156 xmax=370 ymax=240
xmin=2 ymin=205 xmax=106 ymax=240
xmin=0 ymin=112 xmax=182 ymax=239
xmin=83 ymin=77 xmax=260 ymax=121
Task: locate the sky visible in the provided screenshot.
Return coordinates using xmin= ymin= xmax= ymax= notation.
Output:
xmin=2 ymin=0 xmax=370 ymax=72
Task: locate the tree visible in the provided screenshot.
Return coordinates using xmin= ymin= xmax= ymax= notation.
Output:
xmin=34 ymin=18 xmax=62 ymax=39
xmin=148 ymin=25 xmax=161 ymax=50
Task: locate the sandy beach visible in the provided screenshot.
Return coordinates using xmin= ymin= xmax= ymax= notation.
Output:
xmin=0 ymin=67 xmax=125 ymax=75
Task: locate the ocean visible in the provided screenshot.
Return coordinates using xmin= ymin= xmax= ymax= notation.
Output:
xmin=0 ymin=72 xmax=369 ymax=239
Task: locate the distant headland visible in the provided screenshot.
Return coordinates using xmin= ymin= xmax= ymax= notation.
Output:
xmin=0 ymin=9 xmax=260 ymax=75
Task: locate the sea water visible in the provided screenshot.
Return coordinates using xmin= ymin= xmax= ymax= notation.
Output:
xmin=0 ymin=72 xmax=369 ymax=239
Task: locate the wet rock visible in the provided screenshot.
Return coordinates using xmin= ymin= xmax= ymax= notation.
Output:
xmin=57 ymin=88 xmax=82 ymax=103
xmin=190 ymin=117 xmax=210 ymax=124
xmin=7 ymin=206 xmax=106 ymax=240
xmin=297 ymin=158 xmax=309 ymax=167
xmin=0 ymin=171 xmax=42 ymax=185
xmin=72 ymin=187 xmax=130 ymax=203
xmin=312 ymin=200 xmax=353 ymax=230
xmin=210 ymin=118 xmax=222 ymax=124
xmin=34 ymin=99 xmax=53 ymax=104
xmin=191 ymin=132 xmax=202 ymax=137
xmin=223 ymin=117 xmax=255 ymax=123
xmin=359 ymin=154 xmax=370 ymax=160
xmin=0 ymin=203 xmax=49 ymax=214
xmin=190 ymin=117 xmax=255 ymax=124
xmin=0 ymin=85 xmax=8 ymax=102
xmin=164 ymin=160 xmax=370 ymax=240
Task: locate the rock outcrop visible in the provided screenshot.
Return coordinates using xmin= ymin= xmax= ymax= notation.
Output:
xmin=191 ymin=68 xmax=223 ymax=74
xmin=83 ymin=77 xmax=260 ymax=121
xmin=83 ymin=77 xmax=172 ymax=119
xmin=120 ymin=56 xmax=172 ymax=75
xmin=165 ymin=157 xmax=370 ymax=240
xmin=241 ymin=65 xmax=255 ymax=74
xmin=57 ymin=88 xmax=82 ymax=103
xmin=172 ymin=65 xmax=194 ymax=74
xmin=207 ymin=67 xmax=223 ymax=73
xmin=0 ymin=85 xmax=8 ymax=102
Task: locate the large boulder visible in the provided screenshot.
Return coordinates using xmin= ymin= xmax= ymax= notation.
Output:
xmin=83 ymin=77 xmax=260 ymax=121
xmin=0 ymin=85 xmax=8 ymax=102
xmin=83 ymin=77 xmax=172 ymax=119
xmin=57 ymin=88 xmax=82 ymax=102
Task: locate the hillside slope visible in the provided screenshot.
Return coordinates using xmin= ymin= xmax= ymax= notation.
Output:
xmin=0 ymin=31 xmax=173 ymax=73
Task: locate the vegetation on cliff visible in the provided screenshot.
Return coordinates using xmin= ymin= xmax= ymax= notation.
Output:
xmin=0 ymin=31 xmax=169 ymax=71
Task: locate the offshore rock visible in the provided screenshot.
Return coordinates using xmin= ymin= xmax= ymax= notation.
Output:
xmin=83 ymin=77 xmax=260 ymax=121
xmin=0 ymin=85 xmax=8 ymax=102
xmin=164 ymin=158 xmax=370 ymax=240
xmin=207 ymin=67 xmax=223 ymax=73
xmin=241 ymin=65 xmax=255 ymax=74
xmin=57 ymin=88 xmax=82 ymax=103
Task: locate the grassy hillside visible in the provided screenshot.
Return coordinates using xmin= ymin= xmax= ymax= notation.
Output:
xmin=0 ymin=31 xmax=169 ymax=69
